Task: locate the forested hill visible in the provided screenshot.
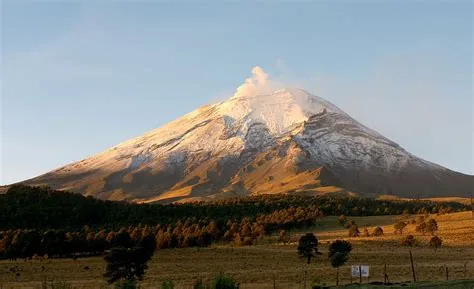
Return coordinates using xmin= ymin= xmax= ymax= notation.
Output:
xmin=0 ymin=185 xmax=469 ymax=231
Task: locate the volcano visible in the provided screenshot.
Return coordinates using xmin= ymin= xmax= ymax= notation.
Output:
xmin=15 ymin=73 xmax=474 ymax=202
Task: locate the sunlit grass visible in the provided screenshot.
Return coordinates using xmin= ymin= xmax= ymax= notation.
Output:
xmin=0 ymin=212 xmax=472 ymax=289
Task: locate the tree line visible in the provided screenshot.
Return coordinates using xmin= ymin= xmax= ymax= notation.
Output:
xmin=0 ymin=199 xmax=329 ymax=258
xmin=1 ymin=185 xmax=467 ymax=231
xmin=0 ymin=185 xmax=468 ymax=260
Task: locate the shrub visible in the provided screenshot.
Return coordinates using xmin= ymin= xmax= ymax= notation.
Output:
xmin=241 ymin=236 xmax=253 ymax=246
xmin=426 ymin=219 xmax=438 ymax=235
xmin=193 ymin=279 xmax=208 ymax=289
xmin=348 ymin=225 xmax=360 ymax=237
xmin=346 ymin=220 xmax=356 ymax=229
xmin=415 ymin=222 xmax=427 ymax=235
xmin=429 ymin=236 xmax=443 ymax=251
xmin=311 ymin=279 xmax=328 ymax=289
xmin=373 ymin=226 xmax=384 ymax=236
xmin=210 ymin=273 xmax=239 ymax=289
xmin=337 ymin=215 xmax=347 ymax=227
xmin=278 ymin=230 xmax=289 ymax=243
xmin=114 ymin=280 xmax=137 ymax=289
xmin=364 ymin=228 xmax=370 ymax=237
xmin=401 ymin=235 xmax=417 ymax=246
xmin=394 ymin=221 xmax=407 ymax=234
xmin=161 ymin=280 xmax=174 ymax=289
xmin=363 ymin=228 xmax=370 ymax=237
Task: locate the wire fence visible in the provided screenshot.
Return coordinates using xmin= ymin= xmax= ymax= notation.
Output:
xmin=171 ymin=262 xmax=474 ymax=289
xmin=0 ymin=260 xmax=473 ymax=289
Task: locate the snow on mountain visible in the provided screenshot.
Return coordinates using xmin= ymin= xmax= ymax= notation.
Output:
xmin=18 ymin=68 xmax=474 ymax=202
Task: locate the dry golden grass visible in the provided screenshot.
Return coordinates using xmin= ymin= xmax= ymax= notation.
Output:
xmin=423 ymin=197 xmax=472 ymax=205
xmin=317 ymin=211 xmax=473 ymax=247
xmin=375 ymin=195 xmax=472 ymax=205
xmin=0 ymin=212 xmax=472 ymax=289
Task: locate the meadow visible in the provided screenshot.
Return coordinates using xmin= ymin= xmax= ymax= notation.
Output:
xmin=0 ymin=212 xmax=472 ymax=289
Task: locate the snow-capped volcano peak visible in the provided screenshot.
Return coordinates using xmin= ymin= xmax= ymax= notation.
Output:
xmin=218 ymin=87 xmax=345 ymax=135
xmin=19 ymin=67 xmax=474 ymax=202
xmin=223 ymin=67 xmax=346 ymax=135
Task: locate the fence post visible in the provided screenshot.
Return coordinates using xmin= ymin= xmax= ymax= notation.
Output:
xmin=384 ymin=263 xmax=387 ymax=284
xmin=359 ymin=264 xmax=362 ymax=283
xmin=273 ymin=274 xmax=276 ymax=289
xmin=464 ymin=263 xmax=467 ymax=278
xmin=409 ymin=250 xmax=416 ymax=282
xmin=445 ymin=265 xmax=449 ymax=281
xmin=303 ymin=270 xmax=307 ymax=289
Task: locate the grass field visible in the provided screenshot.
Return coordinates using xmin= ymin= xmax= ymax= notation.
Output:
xmin=335 ymin=279 xmax=474 ymax=289
xmin=1 ymin=212 xmax=473 ymax=289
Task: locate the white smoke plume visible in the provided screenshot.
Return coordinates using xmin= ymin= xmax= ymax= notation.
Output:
xmin=232 ymin=66 xmax=281 ymax=98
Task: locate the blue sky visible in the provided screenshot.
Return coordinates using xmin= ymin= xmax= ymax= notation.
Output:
xmin=1 ymin=1 xmax=473 ymax=184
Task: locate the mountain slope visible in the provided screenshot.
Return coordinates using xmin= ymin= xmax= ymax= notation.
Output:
xmin=18 ymin=88 xmax=474 ymax=202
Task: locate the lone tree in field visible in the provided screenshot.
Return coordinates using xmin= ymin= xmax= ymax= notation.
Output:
xmin=347 ymin=219 xmax=356 ymax=229
xmin=426 ymin=219 xmax=438 ymax=235
xmin=348 ymin=224 xmax=360 ymax=237
xmin=279 ymin=230 xmax=289 ymax=244
xmin=331 ymin=252 xmax=348 ymax=286
xmin=401 ymin=235 xmax=416 ymax=247
xmin=373 ymin=226 xmax=384 ymax=237
xmin=103 ymin=245 xmax=155 ymax=284
xmin=112 ymin=230 xmax=133 ymax=248
xmin=394 ymin=221 xmax=407 ymax=234
xmin=328 ymin=240 xmax=352 ymax=286
xmin=337 ymin=215 xmax=347 ymax=227
xmin=415 ymin=222 xmax=427 ymax=235
xmin=429 ymin=236 xmax=442 ymax=251
xmin=297 ymin=233 xmax=321 ymax=264
xmin=328 ymin=240 xmax=352 ymax=258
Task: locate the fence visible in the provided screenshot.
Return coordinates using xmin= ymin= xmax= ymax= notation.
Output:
xmin=170 ymin=261 xmax=474 ymax=289
xmin=0 ymin=257 xmax=473 ymax=289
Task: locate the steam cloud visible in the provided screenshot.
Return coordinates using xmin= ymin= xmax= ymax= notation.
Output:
xmin=232 ymin=66 xmax=280 ymax=98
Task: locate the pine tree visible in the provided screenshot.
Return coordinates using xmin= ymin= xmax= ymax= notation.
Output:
xmin=297 ymin=233 xmax=321 ymax=264
xmin=328 ymin=240 xmax=352 ymax=286
xmin=103 ymin=246 xmax=154 ymax=284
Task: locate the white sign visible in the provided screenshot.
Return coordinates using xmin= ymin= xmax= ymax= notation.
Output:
xmin=351 ymin=265 xmax=370 ymax=277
